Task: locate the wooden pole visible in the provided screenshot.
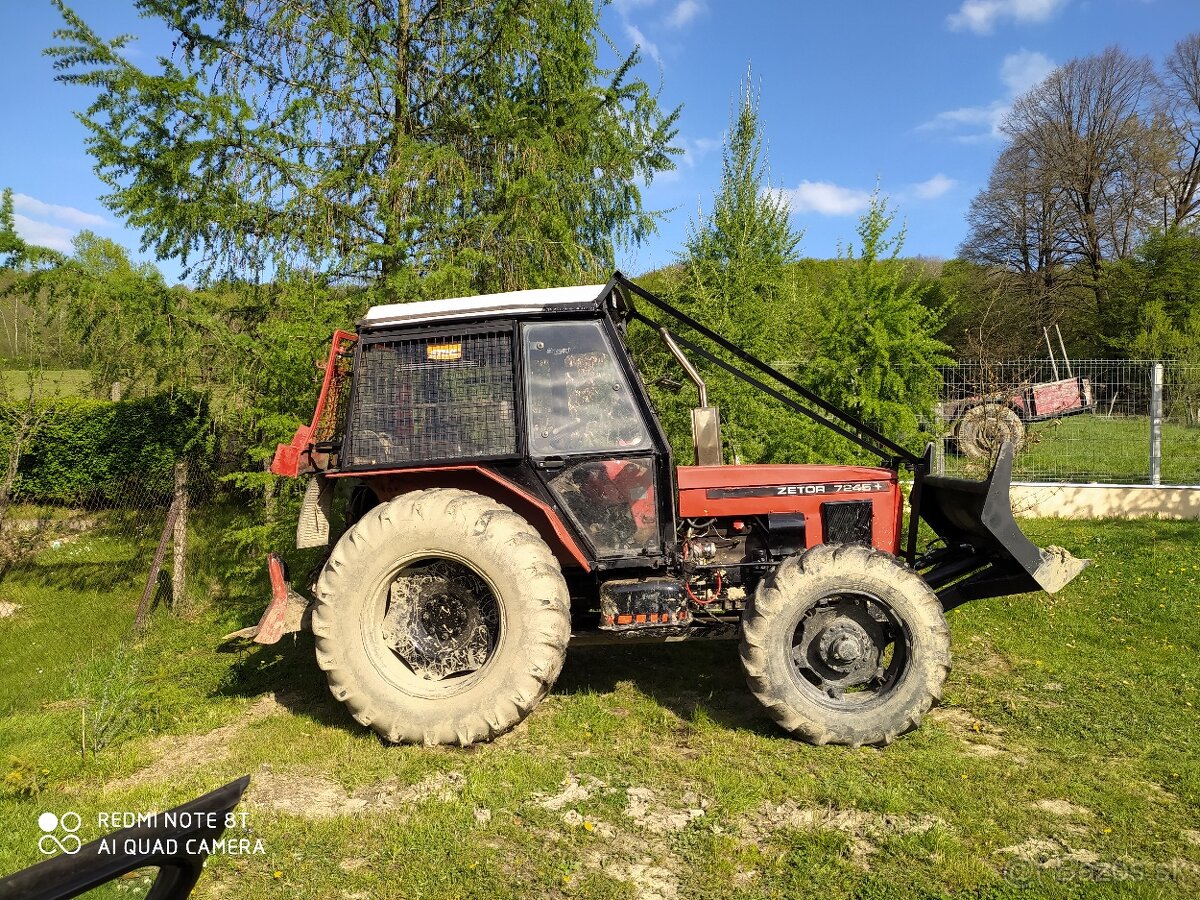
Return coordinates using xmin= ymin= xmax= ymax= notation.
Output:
xmin=135 ymin=499 xmax=180 ymax=633
xmin=171 ymin=460 xmax=189 ymax=614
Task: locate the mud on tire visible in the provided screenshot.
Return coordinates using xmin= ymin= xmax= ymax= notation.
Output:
xmin=740 ymin=543 xmax=951 ymax=747
xmin=313 ymin=488 xmax=570 ymax=746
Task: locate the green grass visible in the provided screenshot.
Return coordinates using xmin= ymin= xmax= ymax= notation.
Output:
xmin=1 ymin=369 xmax=92 ymax=400
xmin=945 ymin=414 xmax=1200 ymax=485
xmin=1 ymin=518 xmax=1198 ymax=897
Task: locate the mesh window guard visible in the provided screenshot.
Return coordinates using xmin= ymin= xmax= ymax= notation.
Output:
xmin=344 ymin=330 xmax=517 ymax=467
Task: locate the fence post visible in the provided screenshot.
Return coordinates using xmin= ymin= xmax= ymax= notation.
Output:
xmin=171 ymin=460 xmax=189 ymax=613
xmin=1149 ymin=362 xmax=1163 ymax=486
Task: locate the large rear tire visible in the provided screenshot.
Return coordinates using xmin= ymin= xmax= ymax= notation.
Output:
xmin=740 ymin=544 xmax=950 ymax=747
xmin=313 ymin=488 xmax=571 ymax=745
xmin=955 ymin=403 xmax=1024 ymax=459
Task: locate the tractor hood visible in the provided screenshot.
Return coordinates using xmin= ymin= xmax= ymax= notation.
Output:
xmin=677 ymin=465 xmax=898 ymax=515
xmin=678 ymin=464 xmax=903 ymax=553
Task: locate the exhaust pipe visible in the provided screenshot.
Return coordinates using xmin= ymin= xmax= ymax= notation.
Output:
xmin=915 ymin=442 xmax=1090 ymax=609
xmin=657 ymin=327 xmax=724 ymax=467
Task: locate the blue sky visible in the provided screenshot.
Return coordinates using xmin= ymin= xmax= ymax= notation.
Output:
xmin=1 ymin=0 xmax=1196 ymax=284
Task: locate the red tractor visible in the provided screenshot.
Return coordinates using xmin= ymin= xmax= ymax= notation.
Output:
xmin=240 ymin=274 xmax=1087 ymax=748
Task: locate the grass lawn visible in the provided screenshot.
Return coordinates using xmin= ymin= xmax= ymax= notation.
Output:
xmin=0 ymin=369 xmax=92 ymax=400
xmin=1 ymin=517 xmax=1198 ymax=898
xmin=944 ymin=414 xmax=1200 ymax=485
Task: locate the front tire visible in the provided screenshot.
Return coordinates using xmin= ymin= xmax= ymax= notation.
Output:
xmin=740 ymin=544 xmax=950 ymax=747
xmin=313 ymin=488 xmax=571 ymax=745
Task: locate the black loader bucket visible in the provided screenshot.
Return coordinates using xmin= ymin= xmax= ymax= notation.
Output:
xmin=915 ymin=443 xmax=1089 ymax=609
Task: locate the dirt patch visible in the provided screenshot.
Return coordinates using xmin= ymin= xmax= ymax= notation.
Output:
xmin=530 ymin=775 xmax=690 ymax=900
xmin=0 ymin=601 xmax=20 ymax=619
xmin=1033 ymin=799 xmax=1091 ymax=818
xmin=590 ymin=857 xmax=680 ymax=900
xmin=247 ymin=768 xmax=464 ymax=819
xmin=624 ymin=787 xmax=707 ymax=834
xmin=741 ymin=799 xmax=948 ymax=867
xmin=108 ymin=693 xmax=289 ymax=790
xmin=537 ymin=773 xmax=608 ymax=811
xmin=996 ymin=837 xmax=1127 ymax=879
xmin=963 ymin=742 xmax=1007 ymax=759
xmin=1185 ymin=830 xmax=1200 ymax=846
xmin=928 ymin=706 xmax=1025 ymax=761
xmin=964 ymin=636 xmax=1015 ymax=676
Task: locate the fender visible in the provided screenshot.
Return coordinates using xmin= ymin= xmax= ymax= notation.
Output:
xmin=329 ymin=465 xmax=591 ymax=572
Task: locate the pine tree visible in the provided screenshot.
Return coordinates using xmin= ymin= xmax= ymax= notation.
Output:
xmin=654 ymin=76 xmax=813 ymax=463
xmin=809 ymin=193 xmax=951 ymax=449
xmin=679 ymin=76 xmax=802 ymax=349
xmin=48 ymin=0 xmax=680 ymax=297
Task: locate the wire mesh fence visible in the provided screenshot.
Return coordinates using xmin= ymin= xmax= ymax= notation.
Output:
xmin=937 ymin=359 xmax=1200 ymax=485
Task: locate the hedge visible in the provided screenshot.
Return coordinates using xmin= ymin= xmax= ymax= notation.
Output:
xmin=4 ymin=392 xmax=212 ymax=506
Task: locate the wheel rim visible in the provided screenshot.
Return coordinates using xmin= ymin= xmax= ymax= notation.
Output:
xmin=788 ymin=591 xmax=912 ymax=709
xmin=364 ymin=554 xmax=504 ymax=696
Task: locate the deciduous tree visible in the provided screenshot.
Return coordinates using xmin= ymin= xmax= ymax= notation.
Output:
xmin=1163 ymin=33 xmax=1200 ymax=226
xmin=997 ymin=47 xmax=1163 ymax=320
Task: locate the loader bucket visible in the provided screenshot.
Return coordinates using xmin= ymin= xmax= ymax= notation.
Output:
xmin=916 ymin=442 xmax=1089 ymax=608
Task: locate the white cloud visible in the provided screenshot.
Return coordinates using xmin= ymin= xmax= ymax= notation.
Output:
xmin=768 ymin=181 xmax=872 ymax=216
xmin=919 ymin=100 xmax=1009 ymax=140
xmin=685 ymin=136 xmax=720 ymax=162
xmin=1000 ymin=49 xmax=1056 ymax=94
xmin=12 ymin=213 xmax=75 ymax=253
xmin=664 ymin=0 xmax=703 ymax=28
xmin=613 ymin=0 xmax=656 ymax=13
xmin=910 ymin=173 xmax=957 ymax=199
xmin=12 ymin=193 xmax=108 ymax=228
xmin=947 ymin=0 xmax=1069 ymax=35
xmin=624 ymin=22 xmax=661 ymax=65
xmin=919 ymin=49 xmax=1056 ymax=141
xmin=656 ymin=135 xmax=720 ymax=183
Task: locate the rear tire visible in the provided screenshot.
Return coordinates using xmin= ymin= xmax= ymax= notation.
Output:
xmin=955 ymin=403 xmax=1024 ymax=459
xmin=740 ymin=544 xmax=950 ymax=747
xmin=313 ymin=488 xmax=571 ymax=745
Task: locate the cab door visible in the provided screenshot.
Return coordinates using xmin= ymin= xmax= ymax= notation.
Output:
xmin=521 ymin=319 xmax=667 ymax=561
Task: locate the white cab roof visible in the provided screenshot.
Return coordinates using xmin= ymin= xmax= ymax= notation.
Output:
xmin=360 ymin=284 xmax=609 ymax=328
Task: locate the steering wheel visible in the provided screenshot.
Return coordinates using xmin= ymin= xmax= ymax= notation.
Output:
xmin=543 ymin=417 xmax=587 ymax=451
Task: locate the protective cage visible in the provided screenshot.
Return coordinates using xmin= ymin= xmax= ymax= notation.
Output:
xmin=342 ymin=328 xmax=518 ymax=468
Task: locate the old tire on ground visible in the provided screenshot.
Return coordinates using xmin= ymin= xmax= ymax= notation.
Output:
xmin=954 ymin=403 xmax=1024 ymax=458
xmin=313 ymin=488 xmax=570 ymax=745
xmin=740 ymin=543 xmax=951 ymax=747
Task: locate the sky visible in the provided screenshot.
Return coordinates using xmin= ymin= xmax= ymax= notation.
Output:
xmin=1 ymin=0 xmax=1197 ymax=284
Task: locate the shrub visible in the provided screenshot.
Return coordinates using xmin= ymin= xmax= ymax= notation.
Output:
xmin=2 ymin=392 xmax=211 ymax=506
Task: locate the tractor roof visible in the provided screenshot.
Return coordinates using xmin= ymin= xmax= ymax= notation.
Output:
xmin=360 ymin=283 xmax=611 ymax=329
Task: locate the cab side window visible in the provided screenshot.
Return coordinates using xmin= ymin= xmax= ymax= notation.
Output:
xmin=524 ymin=321 xmax=650 ymax=456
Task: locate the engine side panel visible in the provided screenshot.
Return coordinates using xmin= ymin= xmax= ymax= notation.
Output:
xmin=676 ymin=464 xmax=902 ymax=554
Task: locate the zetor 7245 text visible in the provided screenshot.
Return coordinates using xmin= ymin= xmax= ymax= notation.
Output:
xmin=237 ymin=273 xmax=1088 ymax=748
